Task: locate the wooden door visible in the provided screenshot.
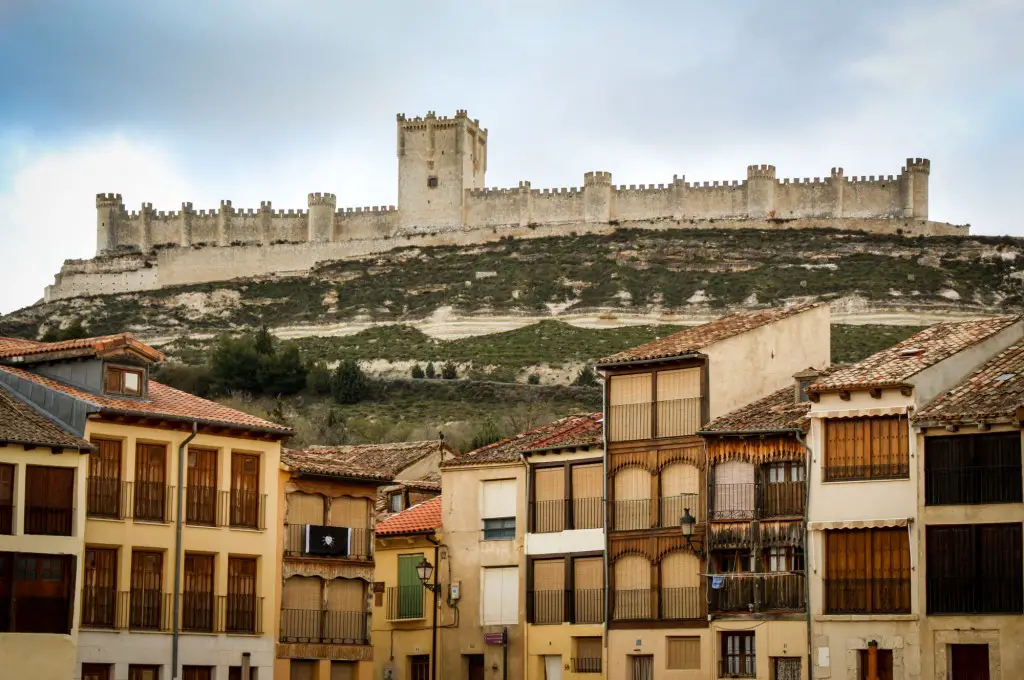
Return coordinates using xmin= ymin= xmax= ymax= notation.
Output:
xmin=410 ymin=655 xmax=430 ymax=680
xmin=83 ymin=548 xmax=117 ymax=627
xmin=82 ymin=665 xmax=112 ymax=680
xmin=467 ymin=655 xmax=485 ymax=680
xmin=134 ymin=443 xmax=166 ymax=521
xmin=227 ymin=556 xmax=257 ymax=632
xmin=24 ymin=465 xmax=74 ymax=535
xmin=89 ymin=439 xmax=122 ymax=517
xmin=130 ymin=551 xmax=163 ymax=629
xmin=183 ymin=668 xmax=214 ymax=680
xmin=231 ymin=452 xmax=260 ymax=528
xmin=951 ymin=645 xmax=990 ymax=680
xmin=186 ymin=447 xmax=217 ymax=525
xmin=183 ymin=553 xmax=214 ymax=631
xmin=128 ymin=667 xmax=160 ymax=680
xmin=0 ymin=463 xmax=13 ymax=534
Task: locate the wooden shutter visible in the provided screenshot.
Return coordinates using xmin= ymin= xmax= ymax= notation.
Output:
xmin=228 ymin=557 xmax=256 ymax=597
xmin=614 ymin=555 xmax=651 ymax=589
xmin=187 ymin=448 xmax=217 ymax=525
xmin=609 ymin=373 xmax=652 ymax=441
xmin=576 ymin=637 xmax=602 ymax=659
xmin=614 ymin=467 xmax=651 ymax=531
xmin=574 ymin=557 xmax=603 ymax=590
xmin=331 ymin=662 xmax=356 ymax=680
xmin=131 ymin=551 xmax=162 ymax=592
xmin=82 ymin=665 xmax=112 ymax=680
xmin=329 ymin=496 xmax=369 ymax=528
xmin=533 ymin=558 xmax=565 ymax=591
xmin=666 ymin=637 xmax=701 ymax=670
xmin=83 ymin=548 xmax=117 ymax=625
xmin=534 ymin=467 xmax=565 ymax=533
xmin=231 ymin=452 xmax=259 ymax=494
xmin=656 ymin=368 xmax=701 ymax=437
xmin=714 ymin=461 xmax=754 ymax=519
xmin=825 ymin=417 xmax=909 ymax=478
xmin=289 ymin=661 xmax=316 ymax=680
xmin=661 ymin=551 xmax=700 ymax=588
xmin=283 ymin=575 xmax=321 ymax=610
xmin=90 ymin=438 xmax=122 ymax=480
xmin=0 ymin=463 xmax=12 ymax=534
xmin=128 ymin=667 xmax=160 ymax=680
xmin=661 ymin=462 xmax=699 ymax=525
xmin=25 ymin=465 xmax=74 ymax=535
xmin=571 ymin=463 xmax=602 ymax=499
xmin=135 ymin=443 xmax=166 ymax=521
xmin=481 ymin=479 xmax=516 ymax=519
xmin=183 ymin=553 xmax=214 ymax=631
xmin=327 ymin=578 xmax=365 ymax=611
xmin=183 ymin=668 xmax=213 ymax=680
xmin=287 ymin=492 xmax=325 ymax=525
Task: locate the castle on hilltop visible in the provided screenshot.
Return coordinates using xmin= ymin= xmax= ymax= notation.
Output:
xmin=44 ymin=111 xmax=965 ymax=302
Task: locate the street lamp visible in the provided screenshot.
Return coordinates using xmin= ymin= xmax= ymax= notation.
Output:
xmin=417 ymin=558 xmax=440 ymax=593
xmin=680 ymin=508 xmax=704 ymax=557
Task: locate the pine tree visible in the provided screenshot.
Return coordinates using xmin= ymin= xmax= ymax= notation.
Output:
xmin=441 ymin=360 xmax=458 ymax=380
xmin=331 ymin=359 xmax=369 ymax=404
xmin=573 ymin=365 xmax=599 ymax=387
xmin=411 ymin=364 xmax=425 ymax=379
xmin=425 ymin=361 xmax=436 ymax=379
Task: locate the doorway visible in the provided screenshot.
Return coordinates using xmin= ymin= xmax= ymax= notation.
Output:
xmin=466 ymin=654 xmax=485 ymax=680
xmin=543 ymin=655 xmax=562 ymax=680
xmin=630 ymin=655 xmax=654 ymax=680
xmin=951 ymin=644 xmax=989 ymax=680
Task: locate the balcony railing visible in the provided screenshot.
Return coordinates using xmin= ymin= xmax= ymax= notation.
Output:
xmin=927 ymin=575 xmax=1024 ymax=615
xmin=186 ymin=485 xmax=217 ymax=526
xmin=24 ymin=504 xmax=74 ymax=536
xmin=86 ymin=477 xmax=127 ymax=519
xmin=611 ymin=498 xmax=651 ymax=531
xmin=608 ymin=397 xmax=703 ymax=442
xmin=134 ymin=482 xmax=174 ymax=522
xmin=925 ymin=465 xmax=1024 ymax=506
xmin=719 ymin=657 xmax=756 ymax=679
xmin=527 ymin=588 xmax=606 ymax=624
xmin=283 ymin=524 xmax=373 ymax=559
xmin=659 ymin=493 xmax=701 ymax=527
xmin=572 ymin=658 xmax=602 ymax=674
xmin=79 ymin=591 xmax=261 ymax=633
xmin=711 ymin=483 xmax=756 ymax=521
xmin=3 ymin=595 xmax=71 ymax=634
xmin=709 ymin=573 xmax=806 ymax=613
xmin=761 ymin=481 xmax=806 ymax=517
xmin=280 ymin=608 xmax=369 ymax=644
xmin=385 ymin=586 xmax=426 ymax=621
xmin=824 ymin=578 xmax=911 ymax=614
xmin=823 ymin=462 xmax=910 ymax=482
xmin=611 ymin=587 xmax=705 ymax=621
xmin=710 ymin=482 xmax=807 ymax=521
xmin=220 ymin=594 xmax=263 ymax=634
xmin=0 ymin=501 xmax=11 ymax=535
xmin=529 ymin=497 xmax=604 ymax=534
xmin=224 ymin=490 xmax=265 ymax=529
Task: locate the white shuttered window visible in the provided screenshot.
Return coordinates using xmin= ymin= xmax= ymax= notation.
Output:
xmin=481 ymin=479 xmax=517 ymax=540
xmin=482 ymin=566 xmax=519 ymax=624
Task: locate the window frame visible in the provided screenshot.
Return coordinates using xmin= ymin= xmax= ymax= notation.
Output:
xmin=482 ymin=516 xmax=516 ymax=541
xmin=823 ymin=416 xmax=910 ymax=481
xmin=924 ymin=432 xmax=1022 ymax=506
xmin=104 ymin=364 xmax=145 ymax=397
xmin=926 ymin=522 xmax=1023 ymax=615
xmin=720 ymin=631 xmax=756 ymax=677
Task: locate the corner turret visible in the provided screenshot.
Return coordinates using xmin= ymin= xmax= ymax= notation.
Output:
xmin=902 ymin=157 xmax=930 ymax=219
xmin=308 ymin=192 xmax=337 ymax=242
xmin=95 ymin=193 xmax=124 ymax=255
xmin=746 ymin=164 xmax=777 ymax=217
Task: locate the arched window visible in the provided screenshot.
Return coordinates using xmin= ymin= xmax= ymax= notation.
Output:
xmin=614 ymin=467 xmax=652 ymax=530
xmin=713 ymin=461 xmax=755 ymax=520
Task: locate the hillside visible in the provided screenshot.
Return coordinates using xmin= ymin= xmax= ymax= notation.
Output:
xmin=4 ymin=228 xmax=1021 ymax=341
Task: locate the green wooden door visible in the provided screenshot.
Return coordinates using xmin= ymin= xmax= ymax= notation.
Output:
xmin=398 ymin=553 xmax=424 ymax=618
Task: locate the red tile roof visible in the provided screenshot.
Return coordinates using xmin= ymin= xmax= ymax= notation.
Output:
xmin=597 ymin=303 xmax=824 ymax=365
xmin=375 ymin=496 xmax=443 ymax=536
xmin=0 ymin=364 xmax=291 ymax=436
xmin=915 ymin=342 xmax=1024 ymax=424
xmin=283 ymin=441 xmax=454 ymax=481
xmin=810 ymin=316 xmax=1021 ymax=393
xmin=0 ymin=333 xmax=165 ymax=362
xmin=0 ymin=387 xmax=93 ymax=450
xmin=443 ymin=413 xmax=602 ymax=467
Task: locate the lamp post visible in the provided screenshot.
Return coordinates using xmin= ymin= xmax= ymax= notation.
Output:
xmin=680 ymin=508 xmax=705 ymax=558
xmin=417 ymin=556 xmax=441 ymax=680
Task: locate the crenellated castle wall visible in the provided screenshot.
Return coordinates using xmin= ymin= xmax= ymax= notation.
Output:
xmin=45 ymin=111 xmax=958 ymax=303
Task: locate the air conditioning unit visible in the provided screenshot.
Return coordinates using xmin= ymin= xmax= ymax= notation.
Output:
xmin=303 ymin=524 xmax=352 ymax=557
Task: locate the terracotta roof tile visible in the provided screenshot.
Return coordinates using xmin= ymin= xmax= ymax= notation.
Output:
xmin=0 ymin=365 xmax=291 ymax=436
xmin=443 ymin=413 xmax=602 ymax=467
xmin=597 ymin=303 xmax=823 ymax=365
xmin=810 ymin=316 xmax=1021 ymax=393
xmin=375 ymin=496 xmax=443 ymax=535
xmin=283 ymin=441 xmax=454 ymax=481
xmin=701 ymin=367 xmax=839 ymax=434
xmin=915 ymin=343 xmax=1024 ymax=423
xmin=0 ymin=333 xmax=165 ymax=362
xmin=0 ymin=386 xmax=92 ymax=450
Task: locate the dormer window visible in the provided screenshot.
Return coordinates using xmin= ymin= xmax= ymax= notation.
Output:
xmin=796 ymin=379 xmax=812 ymax=403
xmin=388 ymin=491 xmax=404 ymax=513
xmin=105 ymin=365 xmax=144 ymax=396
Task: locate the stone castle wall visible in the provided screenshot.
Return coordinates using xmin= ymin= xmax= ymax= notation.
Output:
xmin=43 ymin=111 xmax=960 ymax=303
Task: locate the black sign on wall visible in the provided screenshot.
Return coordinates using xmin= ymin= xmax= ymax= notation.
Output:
xmin=304 ymin=525 xmax=351 ymax=556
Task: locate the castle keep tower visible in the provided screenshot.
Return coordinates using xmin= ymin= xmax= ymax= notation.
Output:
xmin=95 ymin=193 xmax=124 ymax=255
xmin=396 ymin=110 xmax=487 ymax=229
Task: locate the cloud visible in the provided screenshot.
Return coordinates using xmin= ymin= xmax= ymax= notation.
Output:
xmin=0 ymin=136 xmax=193 ymax=313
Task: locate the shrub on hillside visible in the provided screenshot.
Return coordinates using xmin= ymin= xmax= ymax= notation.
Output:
xmin=411 ymin=364 xmax=426 ymax=379
xmin=527 ymin=374 xmax=541 ymax=385
xmin=425 ymin=361 xmax=436 ymax=379
xmin=41 ymin=319 xmax=89 ymax=342
xmin=152 ymin=362 xmax=213 ymax=398
xmin=332 ymin=359 xmax=370 ymax=404
xmin=441 ymin=361 xmax=458 ymax=380
xmin=573 ymin=365 xmax=599 ymax=388
xmin=307 ymin=361 xmax=333 ymax=395
xmin=470 ymin=418 xmax=504 ymax=451
xmin=208 ymin=329 xmax=307 ymax=396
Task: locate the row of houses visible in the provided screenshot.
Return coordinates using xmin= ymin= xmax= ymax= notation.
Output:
xmin=375 ymin=303 xmax=1024 ymax=680
xmin=1 ymin=300 xmax=1022 ymax=679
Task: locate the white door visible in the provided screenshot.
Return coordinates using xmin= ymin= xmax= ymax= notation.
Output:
xmin=544 ymin=655 xmax=563 ymax=680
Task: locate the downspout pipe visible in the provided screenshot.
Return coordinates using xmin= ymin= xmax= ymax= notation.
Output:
xmin=171 ymin=421 xmax=199 ymax=680
xmin=600 ymin=374 xmax=610 ymax=661
xmin=795 ymin=431 xmax=813 ymax=680
xmin=518 ymin=452 xmax=530 ymax=679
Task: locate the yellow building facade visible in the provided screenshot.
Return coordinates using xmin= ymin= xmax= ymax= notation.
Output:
xmin=0 ymin=332 xmax=292 ymax=680
xmin=0 ymin=388 xmax=94 ymax=680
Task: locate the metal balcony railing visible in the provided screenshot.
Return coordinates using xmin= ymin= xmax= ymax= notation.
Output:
xmin=927 ymin=575 xmax=1024 ymax=615
xmin=659 ymin=493 xmax=701 ymax=527
xmin=279 ymin=608 xmax=369 ymax=644
xmin=824 ymin=578 xmax=910 ymax=614
xmin=220 ymin=594 xmax=263 ymax=634
xmin=134 ymin=482 xmax=174 ymax=522
xmin=283 ymin=524 xmax=373 ymax=559
xmin=610 ymin=587 xmax=705 ymax=621
xmin=385 ymin=586 xmax=426 ymax=621
xmin=529 ymin=497 xmax=604 ymax=533
xmin=823 ymin=462 xmax=909 ymax=482
xmin=572 ymin=658 xmax=602 ymax=674
xmin=608 ymin=397 xmax=703 ymax=442
xmin=526 ymin=588 xmax=606 ymax=624
xmin=86 ymin=477 xmax=127 ymax=519
xmin=718 ymin=657 xmax=756 ymax=679
xmin=224 ymin=490 xmax=265 ymax=529
xmin=186 ymin=484 xmax=217 ymax=526
xmin=611 ymin=498 xmax=651 ymax=531
xmin=761 ymin=481 xmax=806 ymax=518
xmin=24 ymin=504 xmax=74 ymax=536
xmin=709 ymin=573 xmax=806 ymax=613
xmin=79 ymin=591 xmax=261 ymax=634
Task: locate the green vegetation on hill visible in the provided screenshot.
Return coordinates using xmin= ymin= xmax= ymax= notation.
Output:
xmin=829 ymin=324 xmax=925 ymax=364
xmin=2 ymin=228 xmax=1020 ymax=339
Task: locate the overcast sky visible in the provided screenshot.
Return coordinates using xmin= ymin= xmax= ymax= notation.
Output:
xmin=1 ymin=0 xmax=1022 ymax=314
